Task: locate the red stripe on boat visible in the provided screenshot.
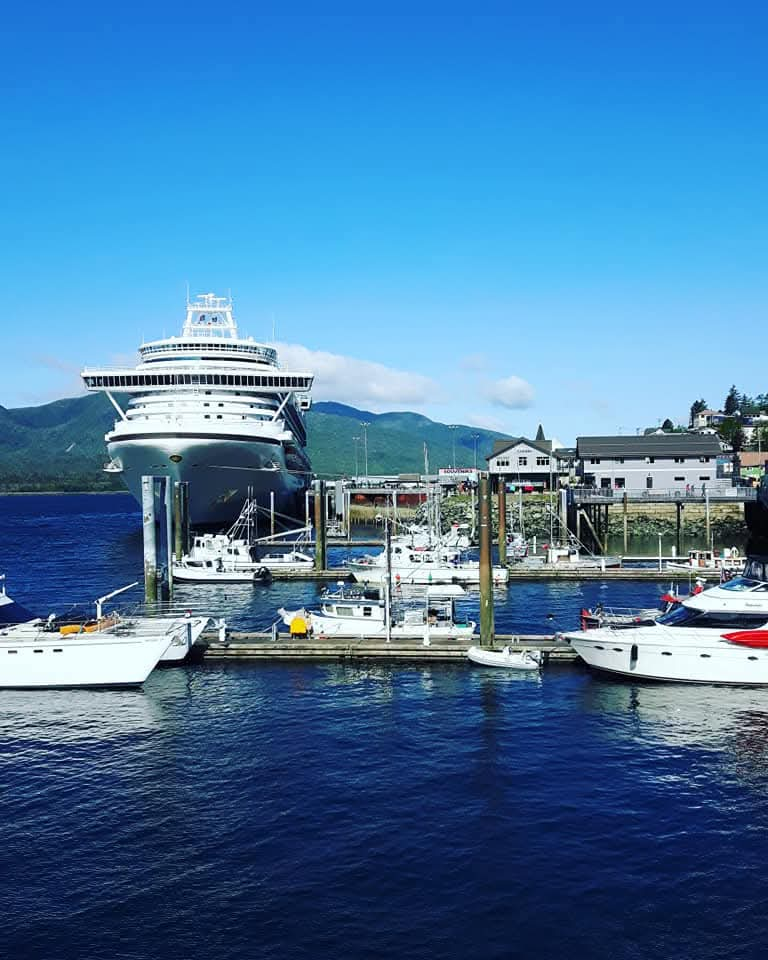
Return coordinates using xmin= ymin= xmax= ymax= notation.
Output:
xmin=723 ymin=631 xmax=768 ymax=648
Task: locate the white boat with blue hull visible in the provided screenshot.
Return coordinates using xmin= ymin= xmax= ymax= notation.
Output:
xmin=81 ymin=292 xmax=314 ymax=525
xmin=566 ymin=557 xmax=768 ymax=685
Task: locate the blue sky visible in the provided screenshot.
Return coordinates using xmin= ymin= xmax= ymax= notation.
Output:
xmin=2 ymin=3 xmax=766 ymax=443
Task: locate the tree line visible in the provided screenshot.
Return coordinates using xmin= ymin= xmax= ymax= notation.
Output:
xmin=688 ymin=387 xmax=768 ymax=453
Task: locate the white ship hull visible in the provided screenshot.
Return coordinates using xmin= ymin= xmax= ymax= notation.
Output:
xmin=567 ymin=626 xmax=768 ymax=685
xmin=109 ymin=436 xmax=309 ymax=526
xmin=0 ymin=632 xmax=170 ymax=688
xmin=304 ymin=614 xmax=475 ymax=639
xmin=350 ymin=561 xmax=509 ymax=586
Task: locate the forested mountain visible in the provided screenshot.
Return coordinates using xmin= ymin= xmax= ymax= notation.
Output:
xmin=0 ymin=395 xmax=507 ymax=492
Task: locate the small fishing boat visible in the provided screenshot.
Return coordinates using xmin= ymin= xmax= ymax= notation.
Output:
xmin=466 ymin=645 xmax=542 ymax=671
xmin=279 ymin=583 xmax=476 ymax=639
xmin=173 ymin=558 xmax=272 ymax=583
xmin=666 ymin=548 xmax=743 ymax=576
xmin=173 ymin=496 xmax=314 ymax=582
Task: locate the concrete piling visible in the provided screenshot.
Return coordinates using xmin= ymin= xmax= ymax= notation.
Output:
xmin=142 ymin=476 xmax=158 ymax=603
xmin=497 ymin=482 xmax=507 ymax=566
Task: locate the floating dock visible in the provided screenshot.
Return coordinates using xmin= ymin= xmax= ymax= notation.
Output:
xmin=200 ymin=633 xmax=578 ymax=663
xmin=263 ymin=566 xmax=712 ymax=581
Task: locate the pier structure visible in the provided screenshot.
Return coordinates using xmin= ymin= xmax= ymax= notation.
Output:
xmin=141 ymin=475 xmax=175 ymax=602
xmin=564 ymin=486 xmax=755 ymax=556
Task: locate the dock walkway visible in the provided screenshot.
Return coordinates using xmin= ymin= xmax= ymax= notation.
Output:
xmin=200 ymin=633 xmax=578 ymax=663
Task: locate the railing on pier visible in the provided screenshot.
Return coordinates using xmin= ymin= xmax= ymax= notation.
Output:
xmin=570 ymin=485 xmax=757 ymax=503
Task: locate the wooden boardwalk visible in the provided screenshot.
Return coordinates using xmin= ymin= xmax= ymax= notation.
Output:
xmin=265 ymin=565 xmax=708 ymax=581
xmin=200 ymin=632 xmax=579 ymax=663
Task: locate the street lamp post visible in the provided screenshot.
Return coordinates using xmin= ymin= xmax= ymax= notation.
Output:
xmin=471 ymin=433 xmax=480 ymax=470
xmin=360 ymin=422 xmax=370 ymax=481
xmin=352 ymin=436 xmax=361 ymax=480
xmin=448 ymin=424 xmax=459 ymax=468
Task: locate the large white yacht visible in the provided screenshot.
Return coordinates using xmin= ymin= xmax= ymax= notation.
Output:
xmin=565 ymin=556 xmax=768 ymax=684
xmin=82 ymin=293 xmax=314 ymax=524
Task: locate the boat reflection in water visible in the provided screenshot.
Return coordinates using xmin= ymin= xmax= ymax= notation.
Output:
xmin=0 ymin=669 xmax=193 ymax=746
xmin=580 ymin=678 xmax=768 ymax=789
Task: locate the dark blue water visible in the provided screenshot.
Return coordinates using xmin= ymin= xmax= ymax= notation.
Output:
xmin=1 ymin=495 xmax=767 ymax=960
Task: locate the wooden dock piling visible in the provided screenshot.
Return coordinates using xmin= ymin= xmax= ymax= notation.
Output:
xmin=478 ymin=473 xmax=495 ymax=647
xmin=314 ymin=478 xmax=327 ymax=571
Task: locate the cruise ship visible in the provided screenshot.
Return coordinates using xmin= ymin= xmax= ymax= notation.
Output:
xmin=81 ymin=293 xmax=314 ymax=525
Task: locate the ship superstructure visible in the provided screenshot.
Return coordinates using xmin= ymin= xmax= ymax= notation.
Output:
xmin=82 ymin=293 xmax=314 ymax=524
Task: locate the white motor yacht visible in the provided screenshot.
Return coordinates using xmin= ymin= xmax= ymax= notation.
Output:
xmin=565 ymin=556 xmax=768 ymax=684
xmin=350 ymin=542 xmax=508 ymax=586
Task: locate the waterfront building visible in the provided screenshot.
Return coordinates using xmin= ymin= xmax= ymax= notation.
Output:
xmin=487 ymin=432 xmax=571 ymax=491
xmin=575 ymin=434 xmax=726 ymax=493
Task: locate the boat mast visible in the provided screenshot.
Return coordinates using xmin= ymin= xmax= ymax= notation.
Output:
xmin=385 ymin=519 xmax=392 ymax=644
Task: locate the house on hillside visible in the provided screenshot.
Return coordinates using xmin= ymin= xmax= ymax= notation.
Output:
xmin=738 ymin=452 xmax=768 ymax=483
xmin=487 ymin=429 xmax=572 ymax=491
xmin=575 ymin=434 xmax=729 ymax=492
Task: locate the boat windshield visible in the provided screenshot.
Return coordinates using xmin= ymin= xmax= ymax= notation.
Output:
xmin=657 ymin=605 xmax=768 ymax=629
xmin=718 ymin=577 xmax=768 ymax=592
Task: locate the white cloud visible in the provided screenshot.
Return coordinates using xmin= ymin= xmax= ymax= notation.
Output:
xmin=466 ymin=413 xmax=508 ymax=432
xmin=487 ymin=375 xmax=535 ymax=409
xmin=278 ymin=342 xmax=442 ymax=409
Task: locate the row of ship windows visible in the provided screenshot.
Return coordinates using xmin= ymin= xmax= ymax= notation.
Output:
xmin=87 ymin=374 xmax=310 ymax=389
xmin=132 ymin=402 xmax=274 ymax=412
xmin=141 ymin=342 xmax=277 ymax=360
xmin=7 ymin=649 xmax=63 ymax=654
xmin=592 ymin=646 xmax=760 ymax=661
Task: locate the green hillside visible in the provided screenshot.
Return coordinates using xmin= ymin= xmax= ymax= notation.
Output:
xmin=308 ymin=402 xmax=503 ymax=477
xmin=0 ymin=395 xmax=507 ymax=492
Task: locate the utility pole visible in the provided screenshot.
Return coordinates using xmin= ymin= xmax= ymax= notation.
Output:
xmin=448 ymin=424 xmax=459 ymax=468
xmin=352 ymin=435 xmax=361 ymax=479
xmin=360 ymin=422 xmax=370 ymax=482
xmin=471 ymin=433 xmax=480 ymax=470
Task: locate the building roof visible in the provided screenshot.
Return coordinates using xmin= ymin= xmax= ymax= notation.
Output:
xmin=738 ymin=452 xmax=768 ymax=469
xmin=489 ymin=437 xmax=552 ymax=459
xmin=577 ymin=434 xmax=723 ymax=458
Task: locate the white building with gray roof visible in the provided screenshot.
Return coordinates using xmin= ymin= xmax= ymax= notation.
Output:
xmin=576 ymin=434 xmax=729 ymax=493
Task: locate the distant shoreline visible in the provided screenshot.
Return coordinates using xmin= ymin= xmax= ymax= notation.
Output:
xmin=0 ymin=490 xmax=128 ymax=497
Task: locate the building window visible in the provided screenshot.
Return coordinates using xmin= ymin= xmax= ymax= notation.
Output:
xmin=615 ymin=478 xmax=625 ymax=488
xmin=674 ymin=457 xmax=685 ymax=464
xmin=615 ymin=458 xmax=624 ymax=464
xmin=589 ymin=458 xmax=601 ymax=465
xmin=647 ymin=457 xmax=655 ymax=464
xmin=536 ymin=457 xmax=549 ymax=466
xmin=699 ymin=475 xmax=711 ymax=481
xmin=700 ymin=457 xmax=711 ymax=463
xmin=518 ymin=457 xmax=528 ymax=467
xmin=674 ymin=476 xmax=685 ymax=481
